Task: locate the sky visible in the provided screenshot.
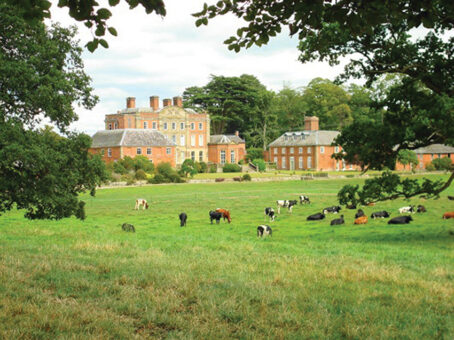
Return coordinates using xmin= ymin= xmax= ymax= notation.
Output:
xmin=48 ymin=0 xmax=346 ymax=135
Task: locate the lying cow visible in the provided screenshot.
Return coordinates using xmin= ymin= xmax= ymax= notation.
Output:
xmin=299 ymin=195 xmax=310 ymax=204
xmin=388 ymin=216 xmax=413 ymax=224
xmin=307 ymin=212 xmax=325 ymax=221
xmin=417 ymin=205 xmax=426 ymax=213
xmin=371 ymin=211 xmax=391 ymax=219
xmin=442 ymin=212 xmax=454 ymax=219
xmin=134 ymin=198 xmax=149 ymax=210
xmin=346 ymin=204 xmax=357 ymax=209
xmin=276 ymin=200 xmax=298 ymax=214
xmin=264 ymin=207 xmax=275 ymax=222
xmin=257 ymin=225 xmax=272 ymax=238
xmin=448 ymin=196 xmax=454 ymax=201
xmin=354 ymin=216 xmax=368 ymax=225
xmin=398 ymin=206 xmax=415 ymax=214
xmin=355 ymin=209 xmax=365 ymax=219
xmin=216 ymin=208 xmax=232 ymax=223
xmin=330 ymin=215 xmax=344 ymax=226
xmin=122 ymin=223 xmax=135 ymax=232
xmin=209 ymin=210 xmax=222 ymax=224
xmin=323 ymin=206 xmax=341 ymax=214
xmin=179 ymin=212 xmax=187 ymax=227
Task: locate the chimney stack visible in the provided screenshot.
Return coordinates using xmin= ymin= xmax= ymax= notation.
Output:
xmin=173 ymin=96 xmax=183 ymax=107
xmin=163 ymin=98 xmax=172 ymax=107
xmin=150 ymin=96 xmax=159 ymax=111
xmin=304 ymin=116 xmax=319 ymax=131
xmin=126 ymin=97 xmax=136 ymax=109
xmin=235 ymin=131 xmax=239 ymax=137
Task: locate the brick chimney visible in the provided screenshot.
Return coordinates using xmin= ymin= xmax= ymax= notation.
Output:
xmin=173 ymin=96 xmax=183 ymax=107
xmin=163 ymin=98 xmax=172 ymax=107
xmin=235 ymin=131 xmax=239 ymax=137
xmin=126 ymin=97 xmax=136 ymax=109
xmin=304 ymin=116 xmax=319 ymax=131
xmin=150 ymin=96 xmax=159 ymax=111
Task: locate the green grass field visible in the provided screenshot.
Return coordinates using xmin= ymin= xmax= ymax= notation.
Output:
xmin=1 ymin=175 xmax=453 ymax=339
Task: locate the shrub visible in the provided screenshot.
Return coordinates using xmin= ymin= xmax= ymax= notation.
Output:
xmin=120 ymin=156 xmax=135 ymax=170
xmin=126 ymin=178 xmax=136 ymax=186
xmin=242 ymin=174 xmax=252 ymax=181
xmin=181 ymin=159 xmax=198 ymax=177
xmin=314 ymin=172 xmax=329 ymax=177
xmin=113 ymin=162 xmax=128 ymax=175
xmin=245 ymin=148 xmax=264 ymax=162
xmin=196 ymin=161 xmax=208 ymax=173
xmin=152 ymin=162 xmax=185 ymax=183
xmin=169 ymin=173 xmax=186 ymax=183
xmin=431 ymin=157 xmax=452 ymax=171
xmin=252 ymin=158 xmax=266 ymax=172
xmin=156 ymin=162 xmax=174 ymax=177
xmin=426 ymin=163 xmax=436 ymax=171
xmin=133 ymin=155 xmax=154 ymax=172
xmin=148 ymin=174 xmax=168 ymax=184
xmin=209 ymin=164 xmax=217 ymax=173
xmin=223 ymin=163 xmax=242 ymax=173
xmin=135 ymin=169 xmax=147 ymax=180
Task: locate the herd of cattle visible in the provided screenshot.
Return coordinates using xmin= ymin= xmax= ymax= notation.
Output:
xmin=133 ymin=197 xmax=454 ymax=237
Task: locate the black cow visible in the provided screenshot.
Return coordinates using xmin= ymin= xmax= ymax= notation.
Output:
xmin=299 ymin=195 xmax=310 ymax=204
xmin=122 ymin=223 xmax=135 ymax=232
xmin=371 ymin=211 xmax=391 ymax=219
xmin=346 ymin=204 xmax=357 ymax=209
xmin=323 ymin=206 xmax=341 ymax=214
xmin=448 ymin=195 xmax=454 ymax=201
xmin=330 ymin=215 xmax=344 ymax=225
xmin=209 ymin=210 xmax=222 ymax=224
xmin=257 ymin=225 xmax=272 ymax=237
xmin=264 ymin=207 xmax=275 ymax=222
xmin=355 ymin=209 xmax=365 ymax=219
xmin=307 ymin=212 xmax=325 ymax=221
xmin=288 ymin=200 xmax=298 ymax=213
xmin=388 ymin=216 xmax=413 ymax=224
xmin=179 ymin=212 xmax=187 ymax=227
xmin=417 ymin=205 xmax=426 ymax=213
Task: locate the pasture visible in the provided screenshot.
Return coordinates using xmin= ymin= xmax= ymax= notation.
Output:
xmin=1 ymin=175 xmax=453 ymax=339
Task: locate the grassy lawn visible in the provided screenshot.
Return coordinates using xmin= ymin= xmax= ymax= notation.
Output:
xmin=1 ymin=175 xmax=453 ymax=339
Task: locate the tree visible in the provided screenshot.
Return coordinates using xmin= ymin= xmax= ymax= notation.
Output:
xmin=397 ymin=150 xmax=418 ymax=171
xmin=273 ymin=86 xmax=307 ymax=132
xmin=7 ymin=0 xmax=166 ymax=51
xmin=194 ymin=0 xmax=454 ymax=199
xmin=180 ymin=159 xmax=198 ymax=178
xmin=0 ymin=2 xmax=106 ymax=219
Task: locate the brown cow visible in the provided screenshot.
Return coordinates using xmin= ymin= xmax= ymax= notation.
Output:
xmin=215 ymin=208 xmax=231 ymax=223
xmin=442 ymin=212 xmax=454 ymax=219
xmin=354 ymin=215 xmax=368 ymax=225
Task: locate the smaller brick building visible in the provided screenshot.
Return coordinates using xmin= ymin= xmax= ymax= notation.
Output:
xmin=208 ymin=132 xmax=246 ymax=165
xmin=395 ymin=144 xmax=454 ymax=170
xmin=89 ymin=129 xmax=177 ymax=167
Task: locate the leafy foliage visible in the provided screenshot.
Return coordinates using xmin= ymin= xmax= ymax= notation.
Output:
xmin=397 ymin=150 xmax=418 ymax=171
xmin=252 ymin=159 xmax=266 ymax=172
xmin=431 ymin=157 xmax=453 ymax=171
xmin=242 ymin=174 xmax=252 ymax=181
xmin=246 ymin=148 xmax=264 ymax=161
xmin=134 ymin=169 xmax=147 ymax=180
xmin=180 ymin=159 xmax=198 ymax=178
xmin=222 ymin=163 xmax=242 ymax=173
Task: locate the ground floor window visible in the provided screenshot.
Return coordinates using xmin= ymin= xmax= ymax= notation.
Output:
xmin=230 ymin=150 xmax=235 ymax=163
xmin=282 ymin=156 xmax=286 ymax=169
xmin=137 ymin=147 xmax=142 ymax=155
xmin=299 ymin=156 xmax=303 ymax=169
xmin=181 ymin=151 xmax=185 ymax=162
xmin=191 ymin=151 xmax=195 ymax=161
xmin=273 ymin=156 xmax=277 ymax=164
xmin=166 ymin=147 xmax=171 ymax=155
xmin=147 ymin=148 xmax=152 ymax=155
xmin=220 ymin=150 xmax=226 ymax=164
xmin=199 ymin=151 xmax=203 ymax=162
xmin=307 ymin=156 xmax=312 ymax=168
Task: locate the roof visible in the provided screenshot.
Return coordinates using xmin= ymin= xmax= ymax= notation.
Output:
xmin=114 ymin=107 xmax=202 ymax=115
xmin=412 ymin=144 xmax=454 ymax=154
xmin=268 ymin=130 xmax=340 ymax=147
xmin=209 ymin=134 xmax=245 ymax=144
xmin=91 ymin=129 xmax=176 ymax=148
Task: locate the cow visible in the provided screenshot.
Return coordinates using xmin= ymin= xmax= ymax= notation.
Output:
xmin=388 ymin=216 xmax=413 ymax=224
xmin=122 ymin=223 xmax=135 ymax=232
xmin=355 ymin=209 xmax=365 ymax=219
xmin=448 ymin=196 xmax=454 ymax=201
xmin=330 ymin=215 xmax=344 ymax=226
xmin=134 ymin=198 xmax=149 ymax=210
xmin=307 ymin=212 xmax=325 ymax=221
xmin=366 ymin=202 xmax=376 ymax=206
xmin=209 ymin=210 xmax=222 ymax=224
xmin=257 ymin=225 xmax=272 ymax=238
xmin=264 ymin=207 xmax=275 ymax=222
xmin=398 ymin=206 xmax=415 ymax=214
xmin=371 ymin=211 xmax=391 ymax=219
xmin=179 ymin=212 xmax=187 ymax=227
xmin=354 ymin=216 xmax=368 ymax=225
xmin=299 ymin=195 xmax=310 ymax=204
xmin=442 ymin=212 xmax=454 ymax=219
xmin=346 ymin=204 xmax=357 ymax=209
xmin=416 ymin=205 xmax=426 ymax=213
xmin=276 ymin=200 xmax=298 ymax=214
xmin=323 ymin=206 xmax=342 ymax=214
xmin=216 ymin=208 xmax=232 ymax=223
xmin=287 ymin=200 xmax=298 ymax=213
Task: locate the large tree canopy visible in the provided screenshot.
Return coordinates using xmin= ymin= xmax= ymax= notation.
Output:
xmin=0 ymin=2 xmax=106 ymax=219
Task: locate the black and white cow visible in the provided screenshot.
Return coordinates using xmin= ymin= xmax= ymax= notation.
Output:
xmin=330 ymin=215 xmax=344 ymax=225
xmin=307 ymin=212 xmax=325 ymax=221
xmin=209 ymin=210 xmax=222 ymax=224
xmin=257 ymin=225 xmax=272 ymax=237
xmin=179 ymin=212 xmax=187 ymax=227
xmin=355 ymin=209 xmax=365 ymax=219
xmin=398 ymin=206 xmax=415 ymax=214
xmin=371 ymin=211 xmax=391 ymax=219
xmin=276 ymin=200 xmax=298 ymax=214
xmin=417 ymin=205 xmax=427 ymax=213
xmin=264 ymin=207 xmax=275 ymax=222
xmin=299 ymin=195 xmax=310 ymax=204
xmin=323 ymin=206 xmax=342 ymax=214
xmin=388 ymin=216 xmax=413 ymax=224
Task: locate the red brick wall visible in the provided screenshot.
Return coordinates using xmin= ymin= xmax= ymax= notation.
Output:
xmin=395 ymin=153 xmax=454 ymax=170
xmin=89 ymin=146 xmax=176 ymax=167
xmin=208 ymin=143 xmax=246 ymax=164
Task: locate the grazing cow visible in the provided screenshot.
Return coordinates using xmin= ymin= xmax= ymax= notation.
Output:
xmin=346 ymin=204 xmax=357 ymax=209
xmin=216 ymin=208 xmax=232 ymax=223
xmin=388 ymin=216 xmax=413 ymax=224
xmin=264 ymin=207 xmax=275 ymax=222
xmin=355 ymin=209 xmax=365 ymax=219
xmin=416 ymin=205 xmax=426 ymax=213
xmin=179 ymin=212 xmax=187 ymax=227
xmin=371 ymin=211 xmax=391 ymax=219
xmin=299 ymin=195 xmax=310 ymax=204
xmin=330 ymin=215 xmax=344 ymax=226
xmin=276 ymin=200 xmax=298 ymax=214
xmin=122 ymin=223 xmax=135 ymax=232
xmin=323 ymin=206 xmax=342 ymax=214
xmin=134 ymin=199 xmax=149 ymax=210
xmin=209 ymin=210 xmax=222 ymax=224
xmin=307 ymin=212 xmax=325 ymax=221
xmin=354 ymin=216 xmax=368 ymax=225
xmin=448 ymin=196 xmax=454 ymax=201
xmin=257 ymin=225 xmax=272 ymax=238
xmin=442 ymin=212 xmax=454 ymax=219
xmin=398 ymin=206 xmax=415 ymax=214
xmin=287 ymin=200 xmax=298 ymax=213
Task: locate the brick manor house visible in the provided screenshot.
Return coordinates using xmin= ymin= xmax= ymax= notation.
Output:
xmin=89 ymin=96 xmax=246 ymax=167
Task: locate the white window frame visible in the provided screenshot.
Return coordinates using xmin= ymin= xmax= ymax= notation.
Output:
xmin=152 ymin=122 xmax=157 ymax=130
xmin=282 ymin=156 xmax=286 ymax=169
xmin=220 ymin=150 xmax=226 ymax=164
xmin=230 ymin=150 xmax=235 ymax=163
xmin=298 ymin=147 xmax=302 ymax=154
xmin=107 ymin=148 xmax=112 ymax=157
xmin=191 ymin=151 xmax=195 ymax=161
xmin=320 ymin=146 xmax=325 ymax=154
xmin=180 ymin=122 xmax=184 ymax=130
xmin=191 ymin=135 xmax=195 ymax=147
xmin=180 ymin=135 xmax=185 ymax=146
xmin=299 ymin=156 xmax=303 ymax=169
xmin=146 ymin=148 xmax=152 ymax=155
xmin=172 ymin=122 xmax=176 ymax=130
xmin=137 ymin=147 xmax=142 ymax=155
xmin=335 ymin=146 xmax=339 ymax=153
xmin=199 ymin=134 xmax=203 ymax=146
xmin=290 ymin=147 xmax=294 ymax=154
xmin=172 ymin=135 xmax=176 ymax=143
xmin=273 ymin=156 xmax=278 ymax=164
xmin=307 ymin=156 xmax=312 ymax=168
xmin=307 ymin=147 xmax=312 ymax=154
xmin=181 ymin=151 xmax=185 ymax=161
xmin=166 ymin=147 xmax=171 ymax=155
xmin=199 ymin=151 xmax=203 ymax=162
xmin=144 ymin=121 xmax=148 ymax=129
xmin=282 ymin=148 xmax=286 ymax=154
xmin=191 ymin=123 xmax=195 ymax=130
xmin=273 ymin=148 xmax=277 ymax=155
xmin=199 ymin=122 xmax=203 ymax=130
xmin=163 ymin=122 xmax=168 ymax=130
